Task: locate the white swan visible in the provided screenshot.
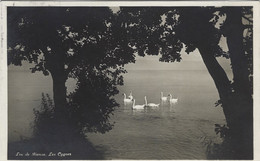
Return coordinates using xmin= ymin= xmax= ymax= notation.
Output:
xmin=169 ymin=94 xmax=178 ymax=104
xmin=128 ymin=91 xmax=133 ymax=100
xmin=144 ymin=96 xmax=159 ymax=108
xmin=132 ymin=99 xmax=145 ymax=110
xmin=123 ymin=93 xmax=133 ymax=105
xmin=161 ymin=92 xmax=168 ymax=101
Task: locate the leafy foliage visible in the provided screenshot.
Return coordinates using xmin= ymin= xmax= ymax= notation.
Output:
xmin=214 ymin=100 xmax=222 ymax=107
xmin=117 ymin=7 xmax=183 ymax=62
xmin=214 ymin=124 xmax=230 ymax=138
xmin=32 ymin=93 xmax=55 ymax=139
xmin=116 ymin=7 xmax=228 ymax=63
xmin=8 ymin=7 xmax=135 ymax=76
xmin=242 ymin=7 xmax=253 ymax=95
xmin=68 ymin=66 xmax=125 ymax=134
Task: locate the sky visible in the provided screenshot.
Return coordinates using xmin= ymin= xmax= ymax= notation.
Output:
xmin=125 ymin=49 xmax=204 ymax=71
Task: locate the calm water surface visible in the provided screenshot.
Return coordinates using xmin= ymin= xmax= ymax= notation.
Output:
xmin=8 ymin=69 xmax=226 ymax=159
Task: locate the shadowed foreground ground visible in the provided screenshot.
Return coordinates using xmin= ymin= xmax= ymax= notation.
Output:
xmin=8 ymin=137 xmax=104 ymax=160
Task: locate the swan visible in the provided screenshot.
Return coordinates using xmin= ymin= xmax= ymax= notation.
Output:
xmin=144 ymin=96 xmax=159 ymax=108
xmin=161 ymin=92 xmax=168 ymax=101
xmin=123 ymin=93 xmax=133 ymax=105
xmin=128 ymin=91 xmax=133 ymax=100
xmin=169 ymin=94 xmax=178 ymax=104
xmin=132 ymin=99 xmax=145 ymax=110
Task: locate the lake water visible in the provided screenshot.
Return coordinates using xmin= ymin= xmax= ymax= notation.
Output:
xmin=8 ymin=69 xmax=226 ymax=159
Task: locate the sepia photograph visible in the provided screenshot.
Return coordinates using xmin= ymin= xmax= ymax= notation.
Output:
xmin=0 ymin=1 xmax=259 ymax=160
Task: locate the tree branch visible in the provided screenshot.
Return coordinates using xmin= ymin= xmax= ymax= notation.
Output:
xmin=242 ymin=15 xmax=253 ymax=23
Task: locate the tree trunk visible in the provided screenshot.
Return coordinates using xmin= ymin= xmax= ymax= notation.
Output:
xmin=197 ymin=44 xmax=232 ymax=127
xmin=198 ymin=44 xmax=253 ymax=158
xmin=49 ymin=62 xmax=72 ymax=142
xmin=49 ymin=63 xmax=67 ymax=119
xmin=223 ymin=8 xmax=253 ymax=159
xmin=224 ymin=8 xmax=252 ymax=101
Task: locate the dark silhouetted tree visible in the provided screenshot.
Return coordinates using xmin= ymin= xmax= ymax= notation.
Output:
xmin=117 ymin=6 xmax=253 ymax=159
xmin=8 ymin=7 xmax=135 ymax=136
